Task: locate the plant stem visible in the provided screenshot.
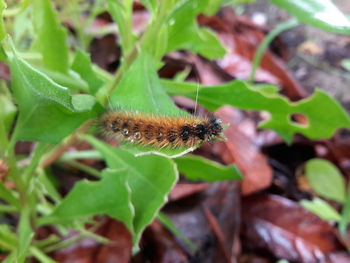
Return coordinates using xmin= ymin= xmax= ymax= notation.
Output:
xmin=42 ymin=120 xmax=93 ymax=168
xmin=30 ymin=246 xmax=58 ymax=263
xmin=249 ymin=19 xmax=299 ymax=83
xmin=23 ymin=143 xmax=50 ymax=186
xmin=62 ymin=159 xmax=101 ymax=178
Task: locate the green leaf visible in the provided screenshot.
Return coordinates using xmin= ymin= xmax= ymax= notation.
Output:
xmin=339 ymin=184 xmax=350 ymax=236
xmin=269 ymin=0 xmax=350 ymax=34
xmin=107 ymin=0 xmax=134 ymax=55
xmin=14 ymin=7 xmax=33 ymax=48
xmin=140 ymin=0 xmax=156 ymax=12
xmin=32 ymin=0 xmax=69 ymax=73
xmin=82 ymin=135 xmax=178 ymax=244
xmin=8 ymin=40 xmax=99 ymax=143
xmin=0 ymin=224 xmax=17 ymax=251
xmin=37 ymin=170 xmax=61 ymax=204
xmin=0 ymin=183 xmax=20 ymax=209
xmin=306 ymin=158 xmax=345 ymax=203
xmin=341 ymin=59 xmax=350 ymax=72
xmin=0 ymin=87 xmax=16 ymax=132
xmin=41 ymin=168 xmax=134 ymax=231
xmin=0 ymin=0 xmax=6 ymax=41
xmin=203 ymin=0 xmax=224 ymax=15
xmin=163 ymin=79 xmax=350 ymax=143
xmin=71 ymin=49 xmax=103 ymax=94
xmin=301 ymin=198 xmax=341 ymax=221
xmin=38 ymin=67 xmax=89 ymax=92
xmin=110 ymin=52 xmax=192 ymax=156
xmin=166 ymin=0 xmax=227 ymax=59
xmin=111 ymin=52 xmax=182 ymax=116
xmin=175 ymin=154 xmax=243 ymax=182
xmin=30 ymin=247 xmax=57 ymax=263
xmin=2 ymin=252 xmax=16 ymax=263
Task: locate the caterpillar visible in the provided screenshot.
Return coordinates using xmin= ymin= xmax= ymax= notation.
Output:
xmin=100 ymin=111 xmax=224 ymax=148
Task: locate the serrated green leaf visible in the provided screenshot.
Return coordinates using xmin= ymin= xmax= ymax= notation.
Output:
xmin=301 ymin=198 xmax=341 ymax=221
xmin=71 ymin=49 xmax=103 ymax=94
xmin=269 ymin=0 xmax=350 ymax=35
xmin=163 ymin=79 xmax=350 ymax=143
xmin=306 ymin=159 xmax=345 ymax=203
xmin=175 ymin=154 xmax=243 ymax=182
xmin=166 ymin=0 xmax=226 ymax=59
xmin=8 ymin=39 xmax=99 ymax=143
xmin=82 ymin=135 xmax=178 ymax=244
xmin=41 ymin=168 xmax=134 ymax=231
xmin=32 ymin=0 xmax=69 ymax=73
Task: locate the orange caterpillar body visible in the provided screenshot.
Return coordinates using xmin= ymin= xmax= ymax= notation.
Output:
xmin=100 ymin=111 xmax=223 ymax=148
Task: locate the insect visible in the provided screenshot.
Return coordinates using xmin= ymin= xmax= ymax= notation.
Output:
xmin=100 ymin=111 xmax=224 ymax=148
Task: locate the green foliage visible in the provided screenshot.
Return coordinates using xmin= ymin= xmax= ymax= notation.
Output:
xmin=164 ymin=0 xmax=227 ymax=59
xmin=108 ymin=51 xmax=196 ymax=157
xmin=163 ymin=80 xmax=350 ymax=143
xmin=0 ymin=0 xmax=6 ymax=41
xmin=301 ymin=198 xmax=341 ymax=221
xmin=71 ymin=49 xmax=103 ymax=94
xmin=8 ymin=40 xmax=98 ymax=143
xmin=32 ymin=0 xmax=69 ymax=73
xmin=301 ymin=159 xmax=350 ymax=237
xmin=175 ymin=154 xmax=243 ymax=182
xmin=341 ymin=59 xmax=350 ymax=72
xmin=81 ymin=135 xmax=178 ymax=244
xmin=0 ymin=0 xmax=350 ymax=261
xmin=0 ymin=85 xmax=16 ymax=133
xmin=305 ymin=159 xmax=345 ymax=203
xmin=41 ymin=168 xmax=134 ymax=230
xmin=269 ymin=0 xmax=350 ymax=34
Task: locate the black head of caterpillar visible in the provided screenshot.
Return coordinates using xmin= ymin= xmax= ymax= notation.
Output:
xmin=99 ymin=111 xmax=224 ymax=149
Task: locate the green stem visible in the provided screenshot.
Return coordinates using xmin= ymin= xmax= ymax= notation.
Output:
xmin=60 ymin=150 xmax=102 ymax=161
xmin=23 ymin=143 xmax=50 ymax=186
xmin=30 ymin=246 xmax=58 ymax=263
xmin=62 ymin=159 xmax=101 ymax=178
xmin=0 ymin=118 xmax=8 ymax=156
xmin=249 ymin=19 xmax=299 ymax=83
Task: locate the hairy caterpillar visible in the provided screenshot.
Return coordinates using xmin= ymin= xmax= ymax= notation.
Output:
xmin=100 ymin=111 xmax=224 ymax=148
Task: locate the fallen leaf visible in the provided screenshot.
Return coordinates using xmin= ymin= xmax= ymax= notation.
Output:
xmin=242 ymin=194 xmax=342 ymax=263
xmin=215 ymin=106 xmax=273 ymax=195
